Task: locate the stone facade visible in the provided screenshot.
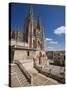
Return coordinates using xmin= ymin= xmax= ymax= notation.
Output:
xmin=14 ymin=49 xmax=36 ymax=61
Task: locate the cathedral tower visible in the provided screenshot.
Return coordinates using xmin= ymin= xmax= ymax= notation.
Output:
xmin=36 ymin=17 xmax=44 ymax=50
xmin=23 ymin=5 xmax=36 ymax=48
xmin=23 ymin=5 xmax=44 ymax=50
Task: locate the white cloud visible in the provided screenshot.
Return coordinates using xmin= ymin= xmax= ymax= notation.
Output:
xmin=45 ymin=38 xmax=53 ymax=41
xmin=49 ymin=41 xmax=58 ymax=44
xmin=45 ymin=37 xmax=58 ymax=45
xmin=54 ymin=26 xmax=65 ymax=35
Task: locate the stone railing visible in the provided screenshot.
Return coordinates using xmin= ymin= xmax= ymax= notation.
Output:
xmin=34 ymin=63 xmax=65 ymax=84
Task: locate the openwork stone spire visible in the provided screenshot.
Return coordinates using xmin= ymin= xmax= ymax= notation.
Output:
xmin=29 ymin=5 xmax=33 ymax=17
xmin=37 ymin=16 xmax=42 ymax=30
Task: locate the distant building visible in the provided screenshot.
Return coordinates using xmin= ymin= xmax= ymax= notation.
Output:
xmin=53 ymin=51 xmax=65 ymax=66
xmin=46 ymin=51 xmax=65 ymax=66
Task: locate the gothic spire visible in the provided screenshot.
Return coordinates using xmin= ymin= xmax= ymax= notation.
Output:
xmin=29 ymin=5 xmax=33 ymax=17
xmin=37 ymin=16 xmax=42 ymax=30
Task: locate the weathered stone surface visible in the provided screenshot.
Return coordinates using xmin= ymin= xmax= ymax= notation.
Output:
xmin=10 ymin=63 xmax=59 ymax=87
xmin=10 ymin=64 xmax=30 ymax=87
xmin=14 ymin=50 xmax=27 ymax=60
xmin=34 ymin=64 xmax=65 ymax=83
xmin=32 ymin=73 xmax=59 ymax=86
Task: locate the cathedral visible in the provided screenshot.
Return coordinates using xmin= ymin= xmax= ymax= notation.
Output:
xmin=9 ymin=4 xmax=65 ymax=87
xmin=10 ymin=5 xmax=48 ymax=66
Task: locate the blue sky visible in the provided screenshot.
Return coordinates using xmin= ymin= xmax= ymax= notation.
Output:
xmin=10 ymin=3 xmax=65 ymax=51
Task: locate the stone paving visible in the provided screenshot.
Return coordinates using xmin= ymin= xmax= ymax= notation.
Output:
xmin=11 ymin=64 xmax=30 ymax=87
xmin=28 ymin=68 xmax=59 ymax=86
xmin=10 ymin=63 xmax=59 ymax=87
xmin=32 ymin=73 xmax=59 ymax=86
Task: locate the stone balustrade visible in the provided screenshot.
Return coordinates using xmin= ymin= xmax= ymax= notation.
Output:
xmin=34 ymin=64 xmax=65 ymax=84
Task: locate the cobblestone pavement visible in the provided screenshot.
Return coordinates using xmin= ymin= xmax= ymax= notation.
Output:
xmin=11 ymin=64 xmax=30 ymax=87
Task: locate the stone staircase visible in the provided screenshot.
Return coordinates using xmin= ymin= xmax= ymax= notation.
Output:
xmin=10 ymin=64 xmax=31 ymax=87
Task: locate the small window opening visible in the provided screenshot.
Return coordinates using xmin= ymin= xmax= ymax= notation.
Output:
xmin=27 ymin=51 xmax=29 ymax=56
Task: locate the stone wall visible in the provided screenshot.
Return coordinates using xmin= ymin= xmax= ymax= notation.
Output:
xmin=14 ymin=50 xmax=27 ymax=60
xmin=14 ymin=49 xmax=36 ymax=61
